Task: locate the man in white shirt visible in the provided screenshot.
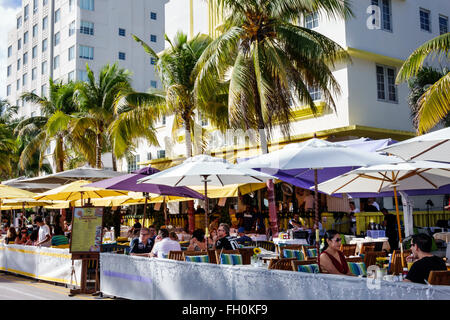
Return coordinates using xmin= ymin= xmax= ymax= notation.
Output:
xmin=150 ymin=228 xmax=181 ymax=258
xmin=34 ymin=216 xmax=51 ymax=247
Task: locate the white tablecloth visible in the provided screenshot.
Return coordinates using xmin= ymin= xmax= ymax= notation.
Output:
xmin=272 ymin=238 xmax=308 ymax=245
xmin=249 ymin=234 xmax=267 ymax=241
xmin=350 ymin=237 xmax=390 ymax=254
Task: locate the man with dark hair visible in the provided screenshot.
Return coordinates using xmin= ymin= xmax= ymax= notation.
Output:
xmin=150 ymin=228 xmax=181 ymax=258
xmin=404 ymin=233 xmax=446 ymax=284
xmin=130 ymin=227 xmax=154 ymax=257
xmin=213 ymin=223 xmax=238 ymax=250
xmin=34 ymin=216 xmax=52 ymax=247
xmin=381 ymin=208 xmax=398 ymax=252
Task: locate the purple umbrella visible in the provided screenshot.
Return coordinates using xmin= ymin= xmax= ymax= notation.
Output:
xmin=86 ymin=167 xmax=204 ymax=221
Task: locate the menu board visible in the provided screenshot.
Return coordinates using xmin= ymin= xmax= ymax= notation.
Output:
xmin=70 ymin=207 xmax=103 ymax=253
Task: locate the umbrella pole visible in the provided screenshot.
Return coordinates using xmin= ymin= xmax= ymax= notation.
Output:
xmin=202 ymin=175 xmax=209 ymax=248
xmin=314 ymin=169 xmax=320 ymax=268
xmin=393 ymin=186 xmax=405 ymax=268
xmin=143 ymin=195 xmax=148 ymax=228
xmin=163 ymin=196 xmax=167 ymax=225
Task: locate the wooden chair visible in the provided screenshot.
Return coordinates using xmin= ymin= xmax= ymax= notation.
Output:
xmin=346 ymin=257 xmax=363 ymax=263
xmin=301 ymin=245 xmax=319 ymax=260
xmin=215 ymin=249 xmax=241 ymax=265
xmin=168 ymin=250 xmax=184 ymax=261
xmin=183 ymin=250 xmax=210 ymax=263
xmin=268 ymin=258 xmax=297 ymax=271
xmin=360 ymin=242 xmax=376 ymax=255
xmin=256 ymin=241 xmax=276 ymax=252
xmin=279 ymin=245 xmax=303 ymax=259
xmin=237 ymin=248 xmax=253 ymax=265
xmin=340 ymin=244 xmax=357 ymax=257
xmin=428 ymin=270 xmax=450 ymax=285
xmin=389 ymin=249 xmax=412 ymax=275
xmin=291 ymin=259 xmax=318 ymax=272
xmin=207 ymin=249 xmax=217 ymax=264
xmin=363 ymin=251 xmax=387 ymax=267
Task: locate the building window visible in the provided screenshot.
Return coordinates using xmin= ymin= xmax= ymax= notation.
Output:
xmin=7 ymin=85 xmax=11 ymax=96
xmin=198 ymin=113 xmax=208 ymax=127
xmin=32 ymin=67 xmax=37 ymax=80
xmin=127 ymin=154 xmax=139 ymax=173
xmin=33 ymin=0 xmax=38 ymax=13
xmin=150 ymin=80 xmax=157 ymax=88
xmin=24 ymin=5 xmax=29 ymax=21
xmin=118 ymin=52 xmax=126 ymax=60
xmin=420 ymin=8 xmax=431 ymax=32
xmin=23 ymin=52 xmax=28 ymax=65
xmin=24 ymin=31 xmax=29 ymax=44
xmin=68 ymin=70 xmax=75 ymax=82
xmin=308 ymin=85 xmax=322 ymax=101
xmin=79 ymin=45 xmax=94 ymax=60
xmin=43 ymin=0 xmax=48 ymax=6
xmin=54 ymin=32 xmax=60 ymax=46
xmin=376 ymin=65 xmax=397 ymax=102
xmin=53 ymin=55 xmax=60 ymax=70
xmin=7 ymin=46 xmax=12 ymax=57
xmin=32 ymin=45 xmax=37 ymax=58
xmin=305 ymin=11 xmax=319 ymax=29
xmin=162 ymin=115 xmax=166 ymax=125
xmin=439 ymin=15 xmax=448 ymax=35
xmin=157 ymin=150 xmax=165 ymax=159
xmin=42 ymin=16 xmax=48 ymax=30
xmin=69 ymin=0 xmax=74 ymax=11
xmin=147 ymin=152 xmax=152 ymax=161
xmin=68 ymin=46 xmax=75 ymax=61
xmin=80 ymin=0 xmax=95 ymax=11
xmin=80 ymin=21 xmax=94 ymax=35
xmin=69 ymin=21 xmax=76 ymax=36
xmin=16 ymin=79 xmax=20 ymax=90
xmin=33 ymin=24 xmax=38 ymax=37
xmin=7 ymin=65 xmax=11 ymax=77
xmin=54 ymin=9 xmax=61 ymax=23
xmin=150 ymin=57 xmax=156 ymax=65
xmin=22 ymin=73 xmax=27 ymax=86
xmin=41 ymin=60 xmax=48 ymax=74
xmin=17 ymin=58 xmax=21 ymax=71
xmin=78 ymin=70 xmax=89 ymax=82
xmin=18 ymin=38 xmax=22 ymax=50
xmin=42 ymin=38 xmax=48 ymax=52
xmin=150 ymin=34 xmax=157 ymax=42
xmin=118 ymin=28 xmax=126 ymax=36
xmin=371 ymin=0 xmax=392 ymax=32
xmin=17 ymin=16 xmax=22 ymax=29
xmin=41 ymin=84 xmax=47 ymax=97
xmin=150 ymin=12 xmax=157 ymax=20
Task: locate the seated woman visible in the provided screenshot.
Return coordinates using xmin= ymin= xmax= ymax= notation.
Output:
xmin=15 ymin=228 xmax=30 ymax=245
xmin=187 ymin=229 xmax=207 ymax=251
xmin=319 ymin=229 xmax=354 ymax=276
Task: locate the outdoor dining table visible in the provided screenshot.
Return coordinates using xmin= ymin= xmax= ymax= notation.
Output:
xmin=350 ymin=237 xmax=390 ymax=255
xmin=249 ymin=234 xmax=267 ymax=241
xmin=433 ymin=232 xmax=450 ymax=243
xmin=272 ymin=238 xmax=308 ymax=245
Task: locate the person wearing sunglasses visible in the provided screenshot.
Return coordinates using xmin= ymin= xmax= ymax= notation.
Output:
xmin=319 ymin=230 xmax=354 ymax=276
xmin=14 ymin=227 xmax=30 ymax=245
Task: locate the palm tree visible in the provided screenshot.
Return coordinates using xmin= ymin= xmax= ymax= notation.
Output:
xmin=396 ymin=32 xmax=450 ymax=133
xmin=194 ymin=0 xmax=353 ymax=235
xmin=72 ymin=63 xmax=132 ymax=169
xmin=131 ymin=32 xmax=229 ymax=158
xmin=15 ymin=79 xmax=77 ymax=173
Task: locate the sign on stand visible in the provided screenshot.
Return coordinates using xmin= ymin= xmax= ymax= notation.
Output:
xmin=69 ymin=206 xmax=103 ymax=296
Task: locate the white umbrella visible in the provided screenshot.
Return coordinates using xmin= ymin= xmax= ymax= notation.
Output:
xmin=138 ymin=155 xmax=275 ymax=234
xmin=377 ymin=127 xmax=450 ymax=162
xmin=316 ymin=160 xmax=450 ymax=266
xmin=237 ymin=138 xmax=400 ymax=255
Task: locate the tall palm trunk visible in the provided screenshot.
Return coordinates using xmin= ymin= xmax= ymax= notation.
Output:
xmin=111 ymin=152 xmax=117 ymax=171
xmin=56 ymin=136 xmax=65 ymax=172
xmin=96 ymin=133 xmax=102 ymax=169
xmin=184 ymin=114 xmax=196 ymax=233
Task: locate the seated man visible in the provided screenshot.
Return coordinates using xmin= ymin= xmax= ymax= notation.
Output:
xmin=129 ymin=227 xmax=154 ymax=257
xmin=235 ymin=227 xmax=252 ymax=244
xmin=150 ymin=228 xmax=181 ymax=258
xmin=404 ymin=233 xmax=447 ymax=284
xmin=213 ymin=223 xmax=238 ymax=250
xmin=288 ymin=213 xmax=303 ymax=229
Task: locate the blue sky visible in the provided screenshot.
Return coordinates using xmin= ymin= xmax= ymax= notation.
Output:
xmin=0 ymin=0 xmax=21 ymax=100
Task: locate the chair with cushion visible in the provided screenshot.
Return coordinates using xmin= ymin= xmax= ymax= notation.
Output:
xmin=389 ymin=249 xmax=411 ymax=275
xmin=207 ymin=249 xmax=217 ymax=264
xmin=302 ymin=245 xmax=318 ymax=259
xmin=363 ymin=251 xmax=387 ymax=267
xmin=168 ymin=250 xmax=184 ymax=261
xmin=291 ymin=259 xmax=320 ymax=273
xmin=268 ymin=258 xmax=297 ymax=271
xmin=216 ymin=249 xmax=242 ymax=265
xmin=347 ymin=261 xmax=367 ymax=277
xmin=280 ymin=245 xmax=304 ymax=259
xmin=360 ymin=242 xmax=376 ymax=255
xmin=427 ymin=270 xmax=450 ymax=285
xmin=281 ymin=248 xmax=305 ymax=261
xmin=184 ymin=251 xmax=210 ymax=263
xmin=340 ymin=244 xmax=357 ymax=257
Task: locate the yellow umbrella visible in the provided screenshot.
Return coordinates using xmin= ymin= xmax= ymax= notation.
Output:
xmin=0 ymin=184 xmax=36 ymax=199
xmin=190 ymin=181 xmax=281 ymax=198
xmin=34 ymin=180 xmax=129 ymax=202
